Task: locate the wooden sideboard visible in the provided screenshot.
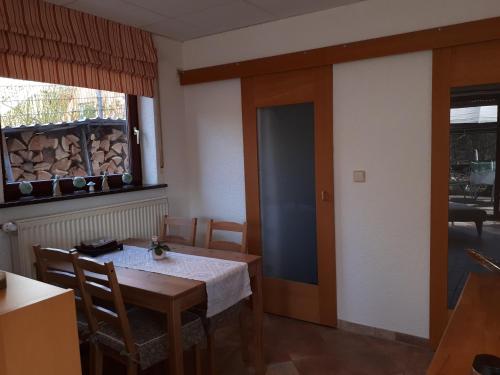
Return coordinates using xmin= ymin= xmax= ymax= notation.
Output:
xmin=0 ymin=271 xmax=82 ymax=375
xmin=428 ymin=272 xmax=500 ymax=374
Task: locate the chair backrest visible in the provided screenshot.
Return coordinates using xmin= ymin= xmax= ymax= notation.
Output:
xmin=33 ymin=245 xmax=94 ymax=332
xmin=205 ymin=220 xmax=248 ymax=253
xmin=77 ymin=257 xmax=136 ymax=356
xmin=160 ymin=215 xmax=198 ymax=246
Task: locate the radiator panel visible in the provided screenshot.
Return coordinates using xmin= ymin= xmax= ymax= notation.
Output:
xmin=14 ymin=197 xmax=168 ymax=276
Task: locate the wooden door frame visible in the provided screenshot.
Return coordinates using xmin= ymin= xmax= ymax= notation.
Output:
xmin=430 ymin=40 xmax=500 ymax=348
xmin=241 ymin=66 xmax=337 ymax=327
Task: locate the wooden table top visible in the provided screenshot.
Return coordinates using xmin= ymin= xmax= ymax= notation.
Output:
xmin=124 ymin=239 xmax=261 ymax=265
xmin=427 ymin=272 xmax=500 ymax=374
xmin=56 ymin=239 xmax=261 ymax=303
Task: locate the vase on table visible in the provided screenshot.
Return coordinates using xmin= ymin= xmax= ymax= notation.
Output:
xmin=150 ymin=236 xmax=165 ymax=260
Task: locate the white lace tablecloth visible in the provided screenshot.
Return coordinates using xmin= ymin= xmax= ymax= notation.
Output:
xmin=95 ymin=245 xmax=252 ymax=317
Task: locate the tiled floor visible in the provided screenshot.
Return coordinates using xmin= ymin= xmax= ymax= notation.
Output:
xmin=217 ymin=313 xmax=433 ymax=375
xmin=86 ymin=313 xmax=433 ymax=375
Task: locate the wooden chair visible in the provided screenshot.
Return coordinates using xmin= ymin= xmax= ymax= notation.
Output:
xmin=77 ymin=256 xmax=205 ymax=375
xmin=201 ymin=219 xmax=249 ymax=373
xmin=33 ymin=245 xmax=94 ymax=341
xmin=205 ymin=220 xmax=248 ymax=253
xmin=160 ymin=215 xmax=198 ymax=246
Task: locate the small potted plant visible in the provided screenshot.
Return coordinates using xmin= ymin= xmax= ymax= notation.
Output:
xmin=149 ymin=235 xmax=169 ymax=260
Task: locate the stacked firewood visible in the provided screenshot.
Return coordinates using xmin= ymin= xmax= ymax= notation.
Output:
xmin=89 ymin=128 xmax=129 ymax=176
xmin=7 ymin=131 xmax=86 ymax=181
xmin=6 ymin=125 xmax=129 ymax=182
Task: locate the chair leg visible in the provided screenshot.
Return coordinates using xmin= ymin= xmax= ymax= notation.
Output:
xmin=90 ymin=343 xmax=103 ymax=375
xmin=238 ymin=309 xmax=250 ymax=364
xmin=194 ymin=344 xmax=202 ymax=375
xmin=207 ymin=332 xmax=216 ymax=375
xmin=476 ymin=220 xmax=484 ymax=236
xmin=126 ymin=359 xmax=138 ymax=375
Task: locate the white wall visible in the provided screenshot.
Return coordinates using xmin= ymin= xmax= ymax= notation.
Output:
xmin=183 ymin=0 xmax=500 ymax=69
xmin=333 ymin=51 xmax=432 ymax=338
xmin=183 ymin=80 xmax=246 ymax=246
xmin=154 ymin=35 xmax=191 ymax=217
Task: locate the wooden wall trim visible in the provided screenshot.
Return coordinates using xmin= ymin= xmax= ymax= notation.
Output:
xmin=241 ymin=76 xmax=260 ymax=256
xmin=180 ymin=16 xmax=500 ymax=85
xmin=429 ymin=47 xmax=452 ymax=349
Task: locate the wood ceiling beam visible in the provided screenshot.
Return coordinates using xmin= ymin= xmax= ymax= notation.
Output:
xmin=180 ymin=16 xmax=500 ymax=85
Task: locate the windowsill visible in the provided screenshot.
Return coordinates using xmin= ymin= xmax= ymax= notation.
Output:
xmin=0 ymin=184 xmax=167 ymax=209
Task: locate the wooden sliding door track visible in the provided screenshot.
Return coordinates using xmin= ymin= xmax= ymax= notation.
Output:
xmin=180 ymin=16 xmax=500 ymax=85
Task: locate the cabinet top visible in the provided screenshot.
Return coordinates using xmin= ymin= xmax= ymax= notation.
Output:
xmin=428 ymin=273 xmax=500 ymax=374
xmin=0 ymin=271 xmax=70 ymax=315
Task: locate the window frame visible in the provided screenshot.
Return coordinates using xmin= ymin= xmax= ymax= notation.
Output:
xmin=0 ymin=95 xmax=142 ymax=203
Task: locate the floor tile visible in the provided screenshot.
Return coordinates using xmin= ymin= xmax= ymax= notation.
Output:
xmin=81 ymin=313 xmax=434 ymax=375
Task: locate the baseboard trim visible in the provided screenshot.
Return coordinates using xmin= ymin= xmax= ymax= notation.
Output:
xmin=337 ymin=319 xmax=430 ymax=348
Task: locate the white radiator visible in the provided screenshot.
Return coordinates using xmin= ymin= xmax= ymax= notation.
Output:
xmin=13 ymin=197 xmax=168 ymax=277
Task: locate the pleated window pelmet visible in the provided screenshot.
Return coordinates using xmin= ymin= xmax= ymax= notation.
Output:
xmin=0 ymin=0 xmax=157 ymax=97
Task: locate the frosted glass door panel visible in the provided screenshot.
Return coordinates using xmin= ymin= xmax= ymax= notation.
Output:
xmin=257 ymin=102 xmax=318 ymax=285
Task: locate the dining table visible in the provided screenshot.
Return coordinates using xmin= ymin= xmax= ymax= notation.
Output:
xmin=60 ymin=238 xmax=265 ymax=375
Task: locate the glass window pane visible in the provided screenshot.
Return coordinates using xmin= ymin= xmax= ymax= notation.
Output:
xmin=257 ymin=102 xmax=318 ymax=285
xmin=87 ymin=121 xmax=130 ymax=176
xmin=450 ymin=105 xmax=497 ymax=124
xmin=0 ymin=77 xmax=128 ymax=181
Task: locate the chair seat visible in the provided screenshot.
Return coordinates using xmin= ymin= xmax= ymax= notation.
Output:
xmin=191 ymin=301 xmax=242 ymax=334
xmin=94 ymin=308 xmax=205 ymax=370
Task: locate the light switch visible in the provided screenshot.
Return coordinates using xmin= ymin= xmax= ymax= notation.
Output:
xmin=353 ymin=170 xmax=366 ymax=183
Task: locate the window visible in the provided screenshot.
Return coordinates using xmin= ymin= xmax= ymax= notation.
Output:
xmin=450 ymin=105 xmax=498 ymax=124
xmin=0 ymin=78 xmax=142 ymax=202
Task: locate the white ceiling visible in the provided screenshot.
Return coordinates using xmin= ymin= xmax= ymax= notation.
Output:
xmin=47 ymin=0 xmax=364 ymax=41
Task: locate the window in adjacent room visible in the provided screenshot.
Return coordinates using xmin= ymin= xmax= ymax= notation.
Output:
xmin=447 ymin=85 xmax=500 ymax=309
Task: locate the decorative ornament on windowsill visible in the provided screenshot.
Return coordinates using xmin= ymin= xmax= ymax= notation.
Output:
xmin=101 ymin=172 xmax=110 ymax=192
xmin=149 ymin=235 xmax=170 ymax=260
xmin=52 ymin=175 xmax=61 ymax=197
xmin=73 ymin=176 xmax=86 ymax=193
xmin=87 ymin=181 xmax=96 ymax=193
xmin=122 ymin=172 xmax=133 ymax=188
xmin=18 ymin=181 xmax=33 ymax=200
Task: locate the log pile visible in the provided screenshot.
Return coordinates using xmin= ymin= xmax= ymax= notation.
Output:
xmin=7 ymin=131 xmax=86 ymax=181
xmin=88 ymin=128 xmax=129 ymax=176
xmin=5 ymin=124 xmax=129 ymax=182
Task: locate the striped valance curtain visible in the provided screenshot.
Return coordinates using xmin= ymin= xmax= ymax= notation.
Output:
xmin=0 ymin=0 xmax=157 ymax=97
